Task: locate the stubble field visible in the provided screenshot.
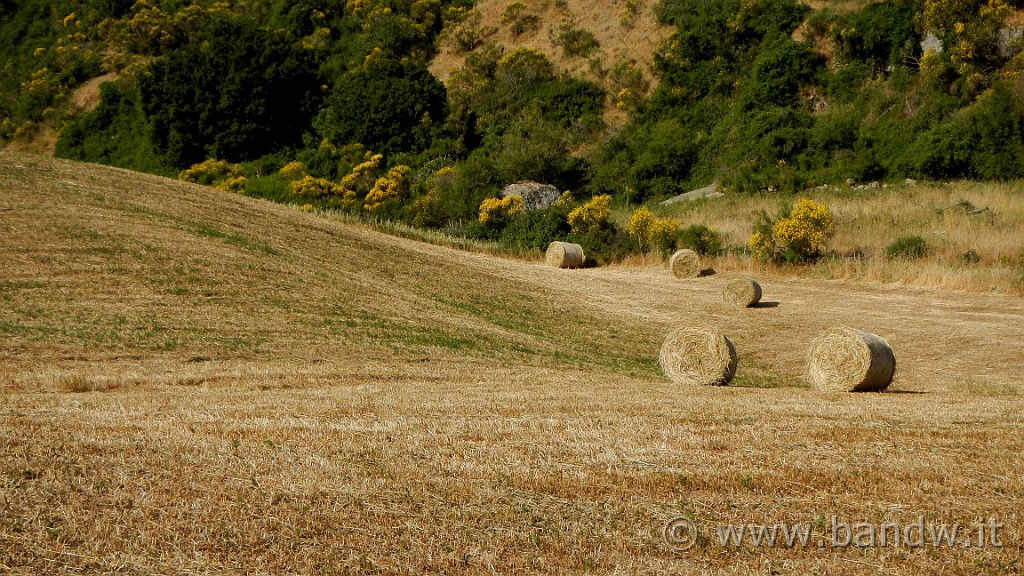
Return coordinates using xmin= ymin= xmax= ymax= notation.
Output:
xmin=1 ymin=152 xmax=1022 ymax=574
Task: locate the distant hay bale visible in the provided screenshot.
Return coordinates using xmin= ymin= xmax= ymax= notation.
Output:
xmin=659 ymin=327 xmax=738 ymax=386
xmin=808 ymin=327 xmax=896 ymax=392
xmin=722 ymin=276 xmax=762 ymax=307
xmin=546 ymin=241 xmax=584 ymax=268
xmin=669 ymin=249 xmax=701 ymax=278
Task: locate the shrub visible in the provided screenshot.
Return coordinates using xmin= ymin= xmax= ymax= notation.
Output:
xmin=959 ymin=248 xmax=981 ymax=264
xmin=278 ymin=161 xmax=305 ymax=180
xmin=832 ymin=0 xmax=918 ymax=72
xmin=567 ymin=194 xmax=612 ymax=233
xmin=410 ymin=166 xmax=457 ymax=228
xmin=649 ymin=217 xmax=679 ymax=253
xmin=627 ymin=207 xmax=655 ymax=249
xmin=620 ymin=0 xmax=642 ymax=27
xmin=885 ymin=235 xmax=929 ymax=259
xmin=749 ymin=199 xmax=835 ymax=262
xmin=479 ymin=194 xmax=525 ymax=223
xmin=772 ymin=199 xmax=836 ymax=262
xmin=748 ymin=230 xmax=775 ymax=262
xmin=678 ymin=223 xmax=724 ymax=255
xmin=628 ymin=118 xmax=700 ymax=200
xmin=365 ymin=165 xmax=412 ymax=212
xmin=499 ymin=206 xmax=572 ymax=251
xmin=242 ymin=174 xmax=291 ymax=203
xmin=495 ymin=49 xmax=557 ymax=93
xmin=628 ymin=207 xmax=678 ymax=253
xmin=178 ymin=159 xmax=247 ymax=192
xmin=445 ymin=11 xmax=485 ymax=52
xmin=567 ymin=225 xmax=631 ymax=264
xmin=501 ymin=3 xmax=539 ymax=35
xmin=290 ymin=175 xmax=342 ymax=199
xmin=551 ymin=20 xmax=600 ymax=57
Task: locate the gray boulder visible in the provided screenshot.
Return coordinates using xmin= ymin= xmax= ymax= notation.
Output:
xmin=659 ymin=182 xmax=723 ymax=206
xmin=500 ymin=181 xmax=561 ymax=212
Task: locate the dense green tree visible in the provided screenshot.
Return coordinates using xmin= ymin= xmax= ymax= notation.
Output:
xmin=141 ymin=15 xmax=322 ymax=167
xmin=313 ymin=59 xmax=447 ymax=156
xmin=55 ymin=80 xmax=172 ymax=174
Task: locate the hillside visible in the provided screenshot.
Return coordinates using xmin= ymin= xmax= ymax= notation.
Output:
xmin=429 ymin=0 xmax=673 ymax=126
xmin=0 ymin=152 xmax=654 ymax=378
xmin=2 ymin=154 xmax=1023 ymax=573
xmin=6 ymin=0 xmax=1024 ymax=229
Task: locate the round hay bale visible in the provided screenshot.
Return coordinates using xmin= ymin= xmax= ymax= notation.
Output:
xmin=659 ymin=327 xmax=738 ymax=386
xmin=546 ymin=241 xmax=584 ymax=268
xmin=669 ymin=249 xmax=701 ymax=279
xmin=722 ymin=276 xmax=762 ymax=308
xmin=807 ymin=327 xmax=896 ymax=392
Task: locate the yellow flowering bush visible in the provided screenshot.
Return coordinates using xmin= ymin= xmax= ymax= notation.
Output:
xmin=365 ymin=165 xmax=411 ymax=211
xmin=916 ymin=0 xmax=1012 ymax=84
xmin=301 ymin=27 xmax=332 ymax=51
xmin=918 ymin=49 xmax=949 ymax=88
xmin=627 ymin=207 xmax=655 ymax=248
xmin=340 ymin=152 xmax=384 ymax=191
xmin=278 ymin=161 xmax=305 ymax=180
xmin=218 ymin=176 xmax=248 ymax=193
xmin=747 ymin=230 xmax=775 ymax=262
xmin=649 ymin=217 xmax=678 ymax=253
xmin=431 ymin=165 xmax=456 ymax=183
xmin=178 ymin=159 xmax=247 ymax=193
xmin=289 ymin=175 xmax=341 ymax=199
xmin=567 ymin=194 xmax=612 ymax=233
xmin=479 ymin=194 xmax=524 ymax=223
xmin=629 ymin=207 xmax=678 ymax=252
xmin=749 ymin=199 xmax=834 ymax=263
xmin=553 ymin=190 xmax=575 ymax=208
xmin=331 ymin=151 xmax=384 ymax=209
xmin=773 ymin=199 xmax=835 ymax=256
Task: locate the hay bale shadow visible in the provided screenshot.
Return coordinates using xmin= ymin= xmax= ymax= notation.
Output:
xmin=698 ymin=268 xmax=716 ymax=277
xmin=751 ymin=301 xmax=780 ymax=308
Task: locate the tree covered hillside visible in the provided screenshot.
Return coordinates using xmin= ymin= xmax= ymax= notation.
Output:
xmin=3 ymin=0 xmax=1024 ymax=260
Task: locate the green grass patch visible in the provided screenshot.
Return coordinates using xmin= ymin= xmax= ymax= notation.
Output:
xmin=189 ymin=222 xmax=280 ymax=256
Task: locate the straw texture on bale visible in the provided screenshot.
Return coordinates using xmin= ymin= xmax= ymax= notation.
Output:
xmin=722 ymin=276 xmax=762 ymax=307
xmin=658 ymin=327 xmax=738 ymax=386
xmin=807 ymin=327 xmax=896 ymax=392
xmin=669 ymin=249 xmax=701 ymax=278
xmin=545 ymin=241 xmax=584 ymax=268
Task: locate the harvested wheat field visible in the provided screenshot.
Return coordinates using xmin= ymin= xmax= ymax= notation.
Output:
xmin=1 ymin=152 xmax=1023 ymax=574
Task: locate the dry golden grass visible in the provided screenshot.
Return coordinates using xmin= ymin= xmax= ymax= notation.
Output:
xmin=68 ymin=73 xmax=119 ymax=115
xmin=650 ymin=181 xmax=1024 ymax=295
xmin=2 ymin=152 xmax=1024 ymax=574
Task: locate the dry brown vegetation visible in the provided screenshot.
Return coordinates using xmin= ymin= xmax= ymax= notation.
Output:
xmin=650 ymin=182 xmax=1024 ymax=296
xmin=430 ymin=0 xmax=672 ymax=127
xmin=1 ymin=152 xmax=1023 ymax=574
xmin=431 ymin=0 xmax=671 ymax=80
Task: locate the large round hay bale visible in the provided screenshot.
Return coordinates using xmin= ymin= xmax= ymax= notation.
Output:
xmin=545 ymin=241 xmax=584 ymax=268
xmin=722 ymin=276 xmax=762 ymax=307
xmin=669 ymin=249 xmax=701 ymax=278
xmin=807 ymin=327 xmax=896 ymax=392
xmin=659 ymin=327 xmax=738 ymax=386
